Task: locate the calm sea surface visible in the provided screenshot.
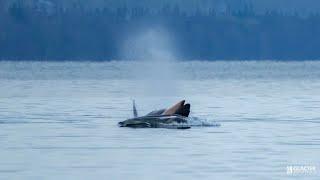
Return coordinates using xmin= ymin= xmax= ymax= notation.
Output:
xmin=0 ymin=61 xmax=319 ymax=179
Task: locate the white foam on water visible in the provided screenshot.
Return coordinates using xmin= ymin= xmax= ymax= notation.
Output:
xmin=187 ymin=116 xmax=221 ymax=127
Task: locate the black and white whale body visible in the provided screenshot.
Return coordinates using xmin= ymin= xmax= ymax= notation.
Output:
xmin=118 ymin=100 xmax=191 ymax=129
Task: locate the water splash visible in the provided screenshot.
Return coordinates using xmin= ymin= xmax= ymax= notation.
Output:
xmin=187 ymin=116 xmax=221 ymax=127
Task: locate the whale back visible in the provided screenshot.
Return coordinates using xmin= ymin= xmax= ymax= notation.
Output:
xmin=146 ymin=109 xmax=166 ymax=116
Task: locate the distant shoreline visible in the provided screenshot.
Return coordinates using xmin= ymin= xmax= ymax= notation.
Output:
xmin=1 ymin=59 xmax=320 ymax=62
xmin=2 ymin=2 xmax=320 ymax=62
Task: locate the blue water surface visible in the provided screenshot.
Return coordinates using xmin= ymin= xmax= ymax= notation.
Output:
xmin=0 ymin=61 xmax=319 ymax=179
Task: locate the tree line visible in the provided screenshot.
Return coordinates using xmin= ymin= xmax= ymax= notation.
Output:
xmin=1 ymin=1 xmax=320 ymax=60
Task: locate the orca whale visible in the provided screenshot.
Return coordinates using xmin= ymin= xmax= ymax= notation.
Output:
xmin=118 ymin=100 xmax=191 ymax=129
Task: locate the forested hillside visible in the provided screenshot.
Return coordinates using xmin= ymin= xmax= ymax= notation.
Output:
xmin=1 ymin=0 xmax=320 ymax=60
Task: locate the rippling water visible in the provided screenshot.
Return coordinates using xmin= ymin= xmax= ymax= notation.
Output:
xmin=0 ymin=61 xmax=319 ymax=179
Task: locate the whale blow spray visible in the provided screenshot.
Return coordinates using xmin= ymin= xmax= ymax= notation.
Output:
xmin=123 ymin=27 xmax=181 ymax=98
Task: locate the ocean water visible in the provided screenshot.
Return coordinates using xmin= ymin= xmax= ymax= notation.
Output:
xmin=0 ymin=61 xmax=319 ymax=180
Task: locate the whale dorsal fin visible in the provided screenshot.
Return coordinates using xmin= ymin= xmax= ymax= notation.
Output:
xmin=163 ymin=100 xmax=185 ymax=116
xmin=133 ymin=100 xmax=138 ymax=117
